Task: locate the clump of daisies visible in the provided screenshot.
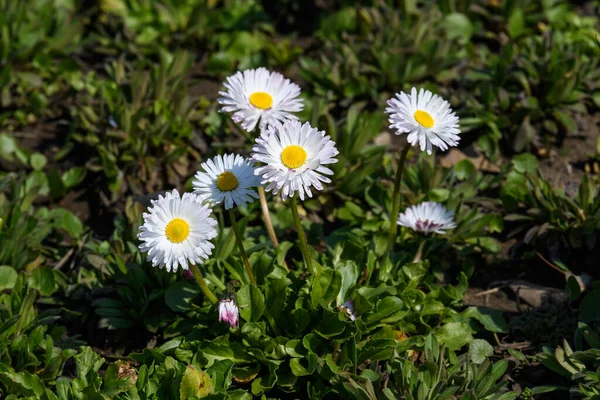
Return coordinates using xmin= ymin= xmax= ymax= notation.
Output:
xmin=397 ymin=201 xmax=456 ymax=262
xmin=218 ymin=67 xmax=304 ymax=132
xmin=193 ymin=153 xmax=260 ymax=284
xmin=385 ymin=88 xmax=460 ymax=251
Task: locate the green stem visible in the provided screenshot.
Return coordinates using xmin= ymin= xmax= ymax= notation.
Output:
xmin=228 ymin=208 xmax=257 ymax=285
xmin=190 ymin=264 xmax=218 ymax=304
xmin=387 ymin=143 xmax=411 ymax=252
xmin=290 ymin=196 xmax=315 ymax=275
xmin=258 ymin=187 xmax=289 ymax=271
xmin=412 ymin=239 xmax=426 ymax=263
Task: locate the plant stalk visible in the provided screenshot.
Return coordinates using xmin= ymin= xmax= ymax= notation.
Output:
xmin=190 ymin=264 xmax=218 ymax=304
xmin=258 ymin=187 xmax=289 ymax=270
xmin=412 ymin=239 xmax=426 ymax=263
xmin=290 ymin=196 xmax=316 ymax=275
xmin=228 ymin=208 xmax=257 ymax=285
xmin=387 ymin=143 xmax=411 ymax=252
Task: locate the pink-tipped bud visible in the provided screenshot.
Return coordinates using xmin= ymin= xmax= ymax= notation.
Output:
xmin=184 ymin=269 xmax=194 ymax=281
xmin=218 ymin=299 xmax=239 ymax=328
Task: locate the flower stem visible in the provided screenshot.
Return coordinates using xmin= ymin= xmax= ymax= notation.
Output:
xmin=412 ymin=239 xmax=426 ymax=263
xmin=290 ymin=196 xmax=315 ymax=275
xmin=387 ymin=143 xmax=411 ymax=252
xmin=258 ymin=187 xmax=279 ymax=248
xmin=190 ymin=264 xmax=218 ymax=304
xmin=228 ymin=208 xmax=257 ymax=285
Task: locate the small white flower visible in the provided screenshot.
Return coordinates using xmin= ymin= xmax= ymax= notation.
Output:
xmin=386 ymin=87 xmax=460 ymax=155
xmin=218 ymin=298 xmax=239 ymax=328
xmin=138 ymin=189 xmax=217 ymax=272
xmin=251 ymin=120 xmax=339 ymax=201
xmin=192 ymin=154 xmax=260 ymax=210
xmin=397 ymin=201 xmax=456 ymax=234
xmin=218 ymin=67 xmax=304 ymax=132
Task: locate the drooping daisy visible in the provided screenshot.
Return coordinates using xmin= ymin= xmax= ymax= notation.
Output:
xmin=138 ymin=189 xmax=217 ymax=272
xmin=193 ymin=154 xmax=260 ymax=210
xmin=397 ymin=201 xmax=456 ymax=234
xmin=218 ymin=67 xmax=304 ymax=132
xmin=251 ymin=120 xmax=339 ymax=201
xmin=386 ymin=87 xmax=460 ymax=155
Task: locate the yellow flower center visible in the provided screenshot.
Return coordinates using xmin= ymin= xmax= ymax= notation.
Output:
xmin=216 ymin=171 xmax=239 ymax=191
xmin=249 ymin=91 xmax=273 ymax=109
xmin=414 ymin=110 xmax=435 ymax=128
xmin=281 ymin=145 xmax=307 ymax=169
xmin=165 ymin=218 xmax=189 ymax=243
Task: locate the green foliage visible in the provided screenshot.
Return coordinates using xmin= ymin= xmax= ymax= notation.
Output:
xmin=1 ymin=0 xmax=599 ymax=398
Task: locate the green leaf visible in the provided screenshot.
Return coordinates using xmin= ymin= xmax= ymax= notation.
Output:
xmin=463 ymin=307 xmax=509 ymax=333
xmin=0 ymin=367 xmax=45 ymax=397
xmin=512 ymin=153 xmax=538 ymax=174
xmin=207 ymin=360 xmax=234 ymax=393
xmin=61 ymin=167 xmax=87 ymax=188
xmin=289 ymin=352 xmax=318 ymax=376
xmin=454 ymin=159 xmax=476 ymax=180
xmin=580 ymin=290 xmax=600 ymax=323
xmin=30 ymin=154 xmax=47 ymax=171
xmin=0 ymin=266 xmax=18 ymax=290
xmin=180 ymin=365 xmax=213 ymax=399
xmin=469 ymin=339 xmax=493 ymax=364
xmin=237 ymin=285 xmax=265 ymax=322
xmin=443 ymin=13 xmax=473 ymax=44
xmin=29 ymin=267 xmax=56 ymax=296
xmin=165 ymin=281 xmax=200 ymax=312
xmin=311 ymin=269 xmax=342 ymax=306
xmin=435 ymin=322 xmax=473 ymax=350
xmin=507 ymin=9 xmax=525 ymax=38
xmin=48 ymin=209 xmax=84 ymax=238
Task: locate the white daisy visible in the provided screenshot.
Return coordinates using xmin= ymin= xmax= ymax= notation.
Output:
xmin=251 ymin=120 xmax=338 ymax=201
xmin=192 ymin=154 xmax=260 ymax=210
xmin=385 ymin=87 xmax=460 ymax=155
xmin=138 ymin=189 xmax=217 ymax=272
xmin=218 ymin=67 xmax=304 ymax=132
xmin=397 ymin=201 xmax=456 ymax=234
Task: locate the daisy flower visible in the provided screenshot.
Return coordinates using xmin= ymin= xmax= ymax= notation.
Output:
xmin=138 ymin=189 xmax=217 ymax=272
xmin=192 ymin=154 xmax=260 ymax=210
xmin=397 ymin=201 xmax=456 ymax=234
xmin=251 ymin=120 xmax=339 ymax=201
xmin=218 ymin=67 xmax=303 ymax=132
xmin=385 ymin=87 xmax=460 ymax=155
xmin=218 ymin=297 xmax=239 ymax=328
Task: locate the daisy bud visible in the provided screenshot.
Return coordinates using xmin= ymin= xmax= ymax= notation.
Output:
xmin=218 ymin=298 xmax=239 ymax=329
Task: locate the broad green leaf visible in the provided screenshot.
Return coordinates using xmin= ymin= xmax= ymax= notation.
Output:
xmin=311 ymin=269 xmax=342 ymax=306
xmin=238 ymin=284 xmax=265 ymax=322
xmin=0 ymin=266 xmax=17 ymax=290
xmin=435 ymin=322 xmax=473 ymax=350
xmin=469 ymin=339 xmax=493 ymax=364
xmin=29 ymin=267 xmax=56 ymax=297
xmin=165 ymin=281 xmax=200 ymax=312
xmin=180 ymin=365 xmax=213 ymax=399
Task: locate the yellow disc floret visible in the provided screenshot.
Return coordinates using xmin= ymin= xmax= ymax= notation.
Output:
xmin=165 ymin=218 xmax=190 ymax=243
xmin=414 ymin=110 xmax=435 ymax=128
xmin=281 ymin=145 xmax=307 ymax=169
xmin=249 ymin=92 xmax=273 ymax=109
xmin=216 ymin=171 xmax=239 ymax=192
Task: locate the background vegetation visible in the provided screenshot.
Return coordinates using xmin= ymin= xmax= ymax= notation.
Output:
xmin=1 ymin=0 xmax=599 ymax=398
